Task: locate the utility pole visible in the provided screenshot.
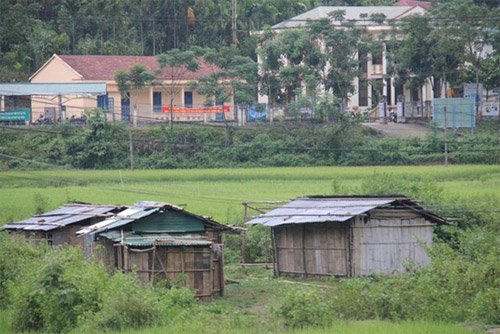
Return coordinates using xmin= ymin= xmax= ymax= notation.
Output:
xmin=444 ymin=106 xmax=448 ymax=167
xmin=128 ymin=114 xmax=134 ymax=171
xmin=58 ymin=95 xmax=63 ymax=122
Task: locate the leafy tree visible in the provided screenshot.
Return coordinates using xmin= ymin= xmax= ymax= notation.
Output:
xmin=258 ymin=28 xmax=317 ymax=105
xmin=188 ymin=46 xmax=257 ymax=127
xmin=114 ymin=64 xmax=155 ymax=126
xmin=156 ymin=49 xmax=199 ymax=132
xmin=432 ymin=0 xmax=499 ymax=117
xmin=312 ymin=11 xmax=374 ymax=110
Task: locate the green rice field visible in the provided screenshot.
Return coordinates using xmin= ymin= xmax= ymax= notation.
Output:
xmin=1 ymin=164 xmax=499 ymax=224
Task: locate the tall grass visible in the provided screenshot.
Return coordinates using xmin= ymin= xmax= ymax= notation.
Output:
xmin=1 ymin=165 xmax=499 ymax=224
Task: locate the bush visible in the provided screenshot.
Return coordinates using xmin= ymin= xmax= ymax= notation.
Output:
xmin=0 ymin=234 xmax=196 ymax=333
xmin=275 ymin=227 xmax=500 ymax=326
xmin=277 ymin=287 xmax=333 ymax=328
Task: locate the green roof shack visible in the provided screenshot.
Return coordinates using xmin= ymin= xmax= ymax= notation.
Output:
xmin=77 ymin=201 xmax=236 ymax=301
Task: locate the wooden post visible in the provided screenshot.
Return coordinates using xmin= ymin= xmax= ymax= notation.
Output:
xmin=271 ymin=228 xmax=279 ymax=277
xmin=346 ymin=221 xmax=353 ymax=278
xmin=180 ymin=246 xmax=185 ymax=285
xmin=150 ymin=243 xmax=156 ymax=284
xmin=444 ymin=106 xmax=448 ymax=167
xmin=219 ymin=244 xmax=225 ymax=296
xmin=241 ymin=202 xmax=248 ymax=264
xmin=121 ymin=229 xmax=128 ymax=273
xmin=302 ymin=225 xmax=306 ymax=275
xmin=209 ymin=246 xmax=214 ymax=298
xmin=58 ymin=95 xmax=65 ymax=121
xmin=128 ymin=125 xmax=134 ymax=171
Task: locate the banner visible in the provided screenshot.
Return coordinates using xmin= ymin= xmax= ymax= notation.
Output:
xmin=248 ymin=104 xmax=266 ymax=121
xmin=162 ymin=106 xmax=230 ymax=114
xmin=482 ymin=102 xmax=499 ymax=116
xmin=464 ymin=83 xmax=482 ymax=106
xmin=0 ymin=109 xmax=30 ymax=122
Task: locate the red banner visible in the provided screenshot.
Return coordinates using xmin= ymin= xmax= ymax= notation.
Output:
xmin=162 ymin=106 xmax=230 ymax=113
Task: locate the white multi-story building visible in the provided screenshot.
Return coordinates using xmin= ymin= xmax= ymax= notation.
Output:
xmin=258 ymin=6 xmax=437 ymax=118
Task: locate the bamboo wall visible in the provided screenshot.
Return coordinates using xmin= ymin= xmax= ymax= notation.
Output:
xmin=352 ymin=210 xmax=433 ymax=276
xmin=120 ymin=245 xmax=221 ymax=301
xmin=272 ymin=210 xmax=434 ymax=278
xmin=96 ymin=233 xmax=225 ymax=301
xmin=274 ymin=223 xmax=348 ymax=277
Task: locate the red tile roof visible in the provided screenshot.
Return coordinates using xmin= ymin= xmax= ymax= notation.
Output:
xmin=57 ymin=55 xmax=219 ymax=81
xmin=393 ymin=0 xmax=432 ymax=9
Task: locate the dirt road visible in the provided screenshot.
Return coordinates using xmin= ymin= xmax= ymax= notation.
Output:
xmin=362 ymin=122 xmax=431 ymax=139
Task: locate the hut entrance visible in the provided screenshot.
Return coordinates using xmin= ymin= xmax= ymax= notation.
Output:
xmin=116 ymin=244 xmax=223 ymax=301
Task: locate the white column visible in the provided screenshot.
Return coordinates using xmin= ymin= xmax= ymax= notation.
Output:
xmin=368 ymin=81 xmax=373 ymax=107
xmin=0 ymin=95 xmax=4 ymax=111
xmin=382 ymin=79 xmax=388 ymax=100
xmin=390 ymin=78 xmax=396 ymax=106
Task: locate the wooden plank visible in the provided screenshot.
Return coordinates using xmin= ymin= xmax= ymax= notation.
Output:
xmin=271 ymin=228 xmax=279 ymax=277
xmin=150 ymin=245 xmax=156 ymax=284
xmin=302 ymin=225 xmax=306 ymax=274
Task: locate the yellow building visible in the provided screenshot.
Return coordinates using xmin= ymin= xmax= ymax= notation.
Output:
xmin=29 ymin=54 xmax=235 ymax=123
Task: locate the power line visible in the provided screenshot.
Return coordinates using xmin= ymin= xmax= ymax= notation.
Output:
xmin=0 ymin=11 xmax=498 ymax=26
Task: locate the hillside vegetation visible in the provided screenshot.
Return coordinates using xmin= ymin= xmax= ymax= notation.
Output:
xmin=0 ymin=113 xmax=499 ymax=170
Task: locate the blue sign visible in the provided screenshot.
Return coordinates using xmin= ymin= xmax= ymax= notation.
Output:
xmin=215 ymin=112 xmax=225 ymax=122
xmin=248 ymin=104 xmax=266 ymax=121
xmin=434 ymin=98 xmax=475 ymax=133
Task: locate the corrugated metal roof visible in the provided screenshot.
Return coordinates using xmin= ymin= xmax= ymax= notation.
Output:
xmin=0 ymin=82 xmax=106 ymax=96
xmin=246 ymin=198 xmax=396 ymax=227
xmin=76 ymin=207 xmax=160 ymax=235
xmin=99 ymin=231 xmax=211 ymax=247
xmin=272 ymin=6 xmax=415 ymax=29
xmin=77 ymin=200 xmax=236 ymax=236
xmin=1 ymin=205 xmax=117 ymax=232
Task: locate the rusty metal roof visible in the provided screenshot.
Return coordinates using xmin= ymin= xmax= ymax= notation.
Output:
xmin=246 ymin=196 xmax=447 ymax=227
xmin=1 ymin=204 xmax=118 ymax=232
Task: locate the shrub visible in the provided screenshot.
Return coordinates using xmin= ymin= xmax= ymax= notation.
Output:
xmin=1 ymin=235 xmax=196 ymax=333
xmin=277 ymin=288 xmax=333 ymax=328
xmin=275 ymin=227 xmax=500 ymax=327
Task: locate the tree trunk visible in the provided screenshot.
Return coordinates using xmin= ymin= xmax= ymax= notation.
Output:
xmin=152 ymin=17 xmax=156 ymax=55
xmin=443 ymin=71 xmax=447 ymax=98
xmin=170 ymin=98 xmax=174 ymax=133
xmin=140 ymin=22 xmax=144 ymax=55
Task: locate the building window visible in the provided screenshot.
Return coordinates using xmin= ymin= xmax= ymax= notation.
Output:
xmin=153 ymin=92 xmax=162 ymax=113
xmin=359 ymin=49 xmax=367 ymax=74
xmin=359 ymin=79 xmax=368 ymax=107
xmin=372 ymin=51 xmax=383 ymax=65
xmin=97 ymin=94 xmax=108 ymax=110
xmin=184 ymin=92 xmax=193 ymax=108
